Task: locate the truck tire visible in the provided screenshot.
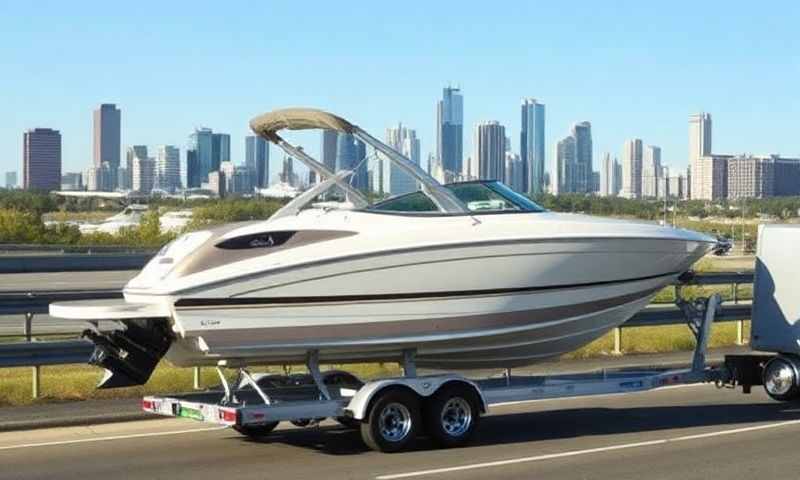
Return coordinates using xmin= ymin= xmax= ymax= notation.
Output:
xmin=360 ymin=388 xmax=420 ymax=452
xmin=423 ymin=384 xmax=480 ymax=448
xmin=763 ymin=356 xmax=800 ymax=401
xmin=233 ymin=421 xmax=280 ymax=437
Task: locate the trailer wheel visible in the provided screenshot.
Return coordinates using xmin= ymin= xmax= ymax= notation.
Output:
xmin=360 ymin=388 xmax=420 ymax=452
xmin=423 ymin=384 xmax=480 ymax=448
xmin=763 ymin=356 xmax=800 ymax=401
xmin=233 ymin=421 xmax=280 ymax=437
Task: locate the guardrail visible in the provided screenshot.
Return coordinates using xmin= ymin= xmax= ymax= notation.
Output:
xmin=0 ymin=254 xmax=152 ymax=274
xmin=0 ymin=264 xmax=755 ymax=398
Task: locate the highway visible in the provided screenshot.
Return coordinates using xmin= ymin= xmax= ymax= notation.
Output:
xmin=0 ymin=384 xmax=796 ymax=479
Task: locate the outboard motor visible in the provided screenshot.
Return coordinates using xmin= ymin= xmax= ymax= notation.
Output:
xmin=83 ymin=318 xmax=173 ymax=388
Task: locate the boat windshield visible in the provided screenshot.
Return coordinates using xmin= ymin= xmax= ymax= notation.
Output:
xmin=367 ymin=180 xmax=545 ymax=214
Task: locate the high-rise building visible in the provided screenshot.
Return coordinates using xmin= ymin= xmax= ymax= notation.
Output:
xmin=642 ymin=145 xmax=662 ymax=198
xmin=211 ymin=133 xmax=231 ymax=171
xmin=125 ymin=145 xmax=147 ymax=189
xmin=554 ymin=135 xmax=576 ymax=195
xmin=279 ymin=155 xmax=299 ymax=187
xmin=186 ymin=150 xmax=201 ymax=189
xmin=206 ymin=171 xmax=225 ymax=197
xmin=336 ymin=133 xmax=369 ymax=190
xmin=727 ymin=155 xmax=775 ymax=199
xmin=93 ymin=104 xmax=121 ymax=189
xmin=436 ymin=86 xmax=463 ymax=176
xmin=156 ymin=145 xmax=181 ymax=193
xmin=132 ymin=156 xmax=155 ymax=194
xmin=571 ymin=122 xmax=592 ymax=193
xmin=774 ymin=157 xmax=800 ymax=196
xmin=621 ymin=139 xmax=643 ymax=199
xmin=599 ymin=152 xmax=615 ymax=196
xmin=187 ymin=128 xmax=230 ymax=185
xmin=613 ymin=159 xmax=622 ymax=196
xmin=384 ymin=123 xmax=421 ymax=195
xmin=220 ymin=161 xmax=253 ymax=195
xmin=689 ymin=113 xmax=712 ymax=199
xmin=471 ymin=121 xmax=506 ymax=182
xmin=520 ymin=98 xmax=545 ymax=195
xmin=504 ymin=152 xmax=524 ymax=193
xmin=668 ymin=174 xmax=685 ymax=199
xmin=5 ymin=171 xmax=17 ymax=189
xmin=60 ymin=172 xmax=82 ymax=191
xmin=245 ymin=136 xmax=269 ymax=188
xmin=23 ymin=128 xmax=61 ymax=191
xmin=694 ymin=155 xmax=730 ymax=200
xmin=321 ymin=130 xmax=339 ymax=172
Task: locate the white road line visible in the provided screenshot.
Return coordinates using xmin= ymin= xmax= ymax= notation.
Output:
xmin=0 ymin=426 xmax=226 ymax=451
xmin=375 ymin=419 xmax=800 ymax=479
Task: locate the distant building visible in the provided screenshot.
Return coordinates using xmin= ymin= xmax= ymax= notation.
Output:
xmin=384 ymin=123 xmax=421 ymax=195
xmin=23 ymin=128 xmax=61 ymax=191
xmin=5 ymin=171 xmax=17 ymax=189
xmin=727 ymin=155 xmax=774 ymax=199
xmin=211 ymin=133 xmax=230 ymax=172
xmin=93 ymin=104 xmax=121 ymax=189
xmin=156 ymin=145 xmax=181 ymax=193
xmin=520 ymin=98 xmax=545 ymax=195
xmin=642 ymin=145 xmax=662 ymax=198
xmin=571 ymin=122 xmax=592 ymax=193
xmin=436 ymin=86 xmax=464 ymax=177
xmin=554 ymin=135 xmax=576 ymax=195
xmin=472 ymin=121 xmax=506 ymax=182
xmin=245 ymin=136 xmax=269 ymax=188
xmin=132 ymin=157 xmax=155 ymax=194
xmin=61 ymin=172 xmax=82 ymax=191
xmin=694 ymin=154 xmax=730 ymax=200
xmin=336 ymin=134 xmax=368 ymax=190
xmin=220 ymin=161 xmax=253 ymax=195
xmin=773 ymin=157 xmax=800 ymax=196
xmin=613 ymin=160 xmax=622 ymax=196
xmin=621 ymin=139 xmax=643 ymax=199
xmin=188 ymin=128 xmax=229 ymax=185
xmin=279 ymin=156 xmax=299 ymax=187
xmin=689 ymin=113 xmax=712 ymax=199
xmin=206 ymin=170 xmax=225 ymax=197
xmin=668 ymin=174 xmax=684 ymax=199
xmin=321 ymin=130 xmax=339 ymax=172
xmin=125 ymin=145 xmax=147 ymax=189
xmin=599 ymin=153 xmax=618 ymax=196
xmin=504 ymin=152 xmax=524 ymax=193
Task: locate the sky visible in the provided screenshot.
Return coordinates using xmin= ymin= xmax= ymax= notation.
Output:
xmin=1 ymin=1 xmax=798 ymax=184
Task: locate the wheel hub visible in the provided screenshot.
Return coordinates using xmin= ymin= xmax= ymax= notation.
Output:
xmin=440 ymin=397 xmax=472 ymax=437
xmin=379 ymin=402 xmax=412 ymax=442
xmin=765 ymin=360 xmax=796 ymax=397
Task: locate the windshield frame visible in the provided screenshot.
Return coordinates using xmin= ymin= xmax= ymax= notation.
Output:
xmin=363 ymin=180 xmax=547 ymax=216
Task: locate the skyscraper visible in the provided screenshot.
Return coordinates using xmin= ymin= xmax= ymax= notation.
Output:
xmin=156 ymin=145 xmax=181 ymax=193
xmin=384 ymin=123 xmax=421 ymax=195
xmin=571 ymin=121 xmax=592 ymax=193
xmin=336 ymin=134 xmax=369 ymax=190
xmin=436 ymin=86 xmax=463 ymax=176
xmin=186 ymin=150 xmax=201 ymax=189
xmin=472 ymin=121 xmax=506 ymax=182
xmin=211 ymin=133 xmax=231 ymax=171
xmin=125 ymin=145 xmax=147 ymax=188
xmin=188 ymin=128 xmax=214 ymax=184
xmin=321 ymin=130 xmax=339 ymax=172
xmin=689 ymin=113 xmax=712 ymax=199
xmin=132 ymin=156 xmax=155 ymax=194
xmin=554 ymin=135 xmax=576 ymax=195
xmin=520 ymin=98 xmax=545 ymax=195
xmin=621 ymin=139 xmax=643 ymax=199
xmin=245 ymin=136 xmax=269 ymax=188
xmin=599 ymin=152 xmax=614 ymax=196
xmin=93 ymin=104 xmax=121 ymax=189
xmin=642 ymin=145 xmax=662 ymax=198
xmin=504 ymin=152 xmax=524 ymax=193
xmin=23 ymin=128 xmax=61 ymax=191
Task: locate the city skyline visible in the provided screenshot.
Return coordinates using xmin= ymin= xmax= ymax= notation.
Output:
xmin=2 ymin=2 xmax=797 ymax=178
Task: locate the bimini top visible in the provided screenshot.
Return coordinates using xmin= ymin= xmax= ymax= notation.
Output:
xmin=250 ymin=108 xmax=355 ymax=141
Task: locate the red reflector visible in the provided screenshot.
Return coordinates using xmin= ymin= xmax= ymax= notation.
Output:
xmin=220 ymin=409 xmax=237 ymax=423
xmin=142 ymin=400 xmax=154 ymax=411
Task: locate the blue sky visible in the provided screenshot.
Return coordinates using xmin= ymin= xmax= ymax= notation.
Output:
xmin=2 ymin=1 xmax=798 ymax=182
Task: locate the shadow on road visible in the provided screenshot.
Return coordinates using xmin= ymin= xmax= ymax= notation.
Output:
xmin=228 ymin=400 xmax=800 ymax=455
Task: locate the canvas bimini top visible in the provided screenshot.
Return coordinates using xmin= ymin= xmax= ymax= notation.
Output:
xmin=250 ymin=107 xmax=468 ymax=214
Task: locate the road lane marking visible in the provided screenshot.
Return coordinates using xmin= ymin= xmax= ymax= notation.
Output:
xmin=375 ymin=419 xmax=800 ymax=479
xmin=0 ymin=426 xmax=226 ymax=451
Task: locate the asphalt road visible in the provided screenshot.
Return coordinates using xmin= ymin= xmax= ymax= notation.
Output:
xmin=0 ymin=384 xmax=796 ymax=480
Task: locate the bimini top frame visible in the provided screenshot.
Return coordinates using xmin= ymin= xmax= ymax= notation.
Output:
xmin=250 ymin=108 xmax=468 ymax=214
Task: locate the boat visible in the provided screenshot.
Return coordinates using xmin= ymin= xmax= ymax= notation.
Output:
xmin=78 ymin=204 xmax=149 ymax=234
xmin=50 ymin=108 xmax=716 ymax=388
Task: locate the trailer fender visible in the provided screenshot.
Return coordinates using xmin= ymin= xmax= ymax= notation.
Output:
xmin=344 ymin=375 xmax=487 ymax=421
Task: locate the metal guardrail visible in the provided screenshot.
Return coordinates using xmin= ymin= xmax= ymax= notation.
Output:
xmin=0 ymin=254 xmax=151 ymax=274
xmin=0 ymin=340 xmax=93 ymax=367
xmin=0 ymin=243 xmax=156 ymax=255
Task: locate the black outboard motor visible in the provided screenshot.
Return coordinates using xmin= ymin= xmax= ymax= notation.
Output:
xmin=83 ymin=318 xmax=173 ymax=388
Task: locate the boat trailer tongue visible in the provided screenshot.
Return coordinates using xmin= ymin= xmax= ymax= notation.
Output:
xmin=82 ymin=318 xmax=173 ymax=389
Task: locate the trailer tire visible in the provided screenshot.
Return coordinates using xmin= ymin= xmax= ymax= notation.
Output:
xmin=360 ymin=388 xmax=420 ymax=452
xmin=233 ymin=421 xmax=280 ymax=437
xmin=423 ymin=384 xmax=480 ymax=448
xmin=763 ymin=356 xmax=800 ymax=402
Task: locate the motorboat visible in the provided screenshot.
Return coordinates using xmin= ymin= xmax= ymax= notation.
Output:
xmin=78 ymin=204 xmax=149 ymax=234
xmin=159 ymin=209 xmax=193 ymax=233
xmin=50 ymin=108 xmax=716 ymax=388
